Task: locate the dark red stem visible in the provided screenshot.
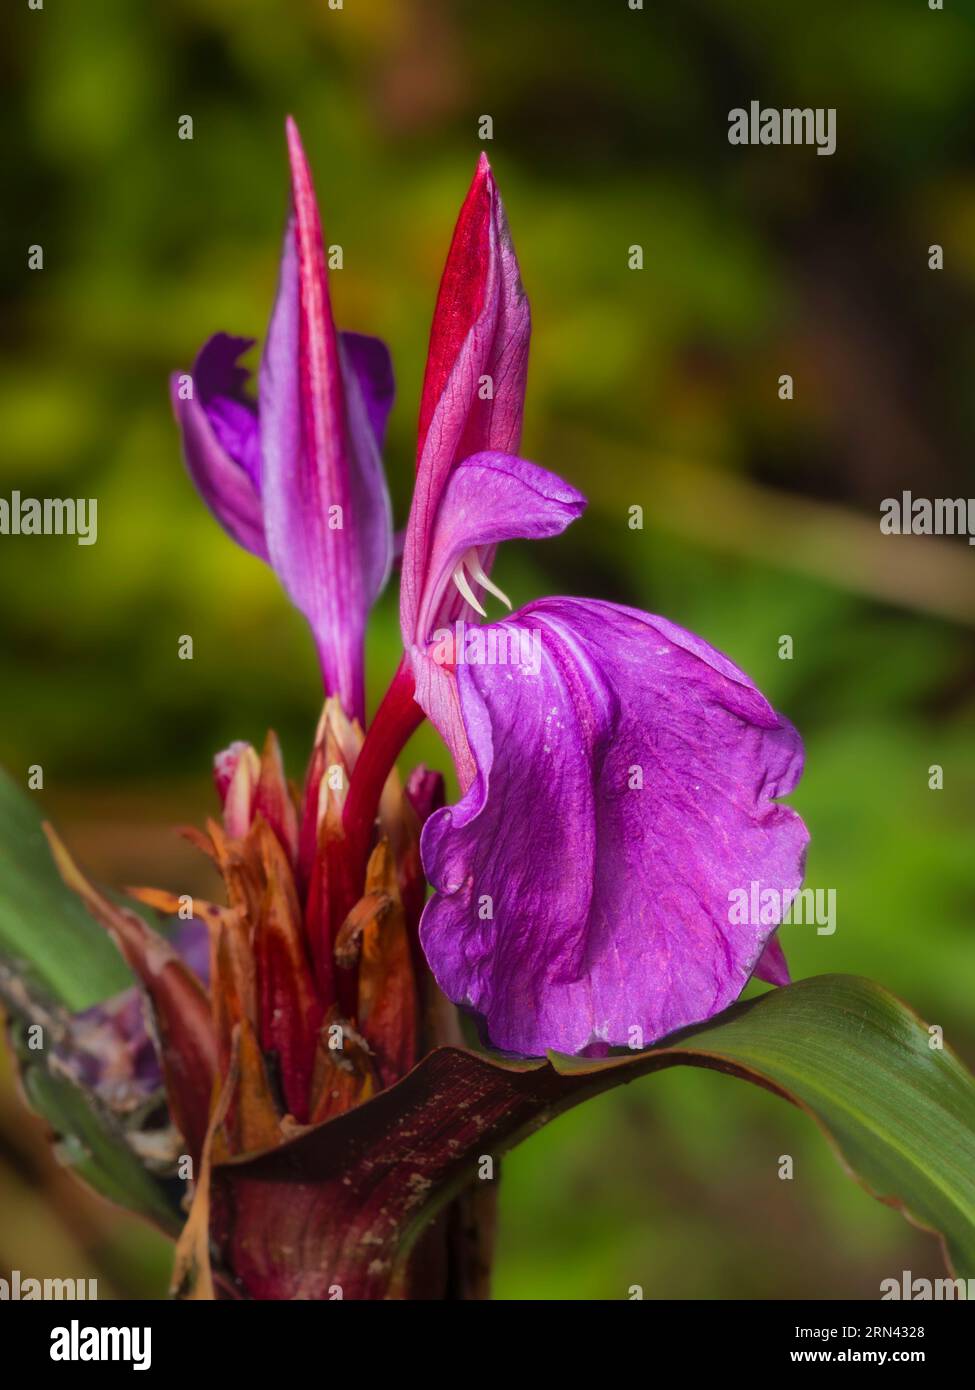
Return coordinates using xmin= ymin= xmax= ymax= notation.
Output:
xmin=343 ymin=657 xmax=426 ymax=881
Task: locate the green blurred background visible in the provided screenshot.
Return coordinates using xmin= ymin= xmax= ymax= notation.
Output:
xmin=2 ymin=0 xmax=974 ymax=1298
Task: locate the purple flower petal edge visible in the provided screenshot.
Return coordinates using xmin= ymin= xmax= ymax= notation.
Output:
xmin=419 ymin=597 xmax=809 ymax=1056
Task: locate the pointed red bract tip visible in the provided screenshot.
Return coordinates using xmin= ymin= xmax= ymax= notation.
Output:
xmin=284 ymin=118 xmax=320 ymax=233
xmin=417 ymin=160 xmax=496 ymax=460
xmin=284 ymin=114 xmax=303 ymax=161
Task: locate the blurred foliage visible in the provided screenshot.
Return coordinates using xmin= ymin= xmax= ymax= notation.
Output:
xmin=1 ymin=0 xmax=973 ymax=1298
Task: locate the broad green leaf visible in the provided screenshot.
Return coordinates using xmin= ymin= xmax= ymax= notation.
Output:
xmin=551 ymin=974 xmax=975 ymax=1280
xmin=0 ymin=767 xmax=130 ymax=1009
xmin=199 ymin=974 xmax=975 ymax=1296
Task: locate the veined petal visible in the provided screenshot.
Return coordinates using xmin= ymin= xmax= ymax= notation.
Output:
xmin=259 ymin=118 xmax=393 ymax=721
xmin=402 ymin=156 xmax=530 ymax=650
xmin=416 ymin=451 xmax=585 ymax=645
xmin=419 ymin=597 xmax=808 ymax=1056
xmin=171 ymin=336 xmax=267 ymax=561
xmin=406 ymin=450 xmax=584 ymax=783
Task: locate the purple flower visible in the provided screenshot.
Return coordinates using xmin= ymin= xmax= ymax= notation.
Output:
xmin=174 ymin=123 xmax=809 ymax=1059
xmin=386 ymin=150 xmax=808 ymax=1054
xmin=171 ymin=118 xmax=393 ymax=723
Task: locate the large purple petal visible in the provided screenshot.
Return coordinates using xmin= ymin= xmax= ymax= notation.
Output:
xmin=170 ymin=335 xmax=267 ymax=561
xmin=259 ymin=119 xmax=392 ymax=722
xmin=419 ymin=597 xmax=808 ymax=1056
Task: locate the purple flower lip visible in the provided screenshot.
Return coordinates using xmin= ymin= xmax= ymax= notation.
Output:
xmin=418 ymin=599 xmax=808 ymax=1056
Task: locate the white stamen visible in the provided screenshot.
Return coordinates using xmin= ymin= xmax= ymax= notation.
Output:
xmin=466 ymin=552 xmax=512 ymax=610
xmin=451 ymin=558 xmax=487 ymax=617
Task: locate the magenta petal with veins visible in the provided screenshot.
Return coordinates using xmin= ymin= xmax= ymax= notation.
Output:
xmin=420 ymin=598 xmax=808 ymax=1055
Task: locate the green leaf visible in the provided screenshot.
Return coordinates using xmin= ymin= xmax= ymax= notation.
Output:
xmin=205 ymin=975 xmax=975 ymax=1296
xmin=0 ymin=770 xmax=182 ymax=1236
xmin=0 ymin=766 xmax=131 ymax=1009
xmin=551 ymin=974 xmax=975 ymax=1279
